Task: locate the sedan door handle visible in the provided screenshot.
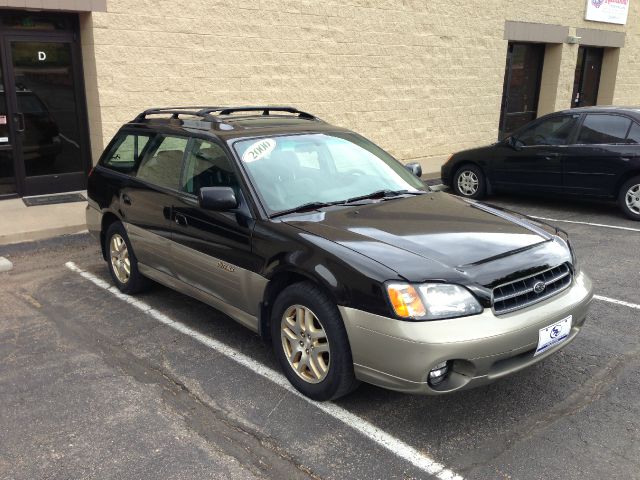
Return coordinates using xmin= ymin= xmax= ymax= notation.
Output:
xmin=122 ymin=194 xmax=132 ymax=205
xmin=543 ymin=153 xmax=560 ymax=160
xmin=174 ymin=213 xmax=188 ymax=227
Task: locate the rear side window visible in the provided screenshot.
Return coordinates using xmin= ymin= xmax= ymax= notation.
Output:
xmin=136 ymin=136 xmax=189 ymax=190
xmin=576 ymin=114 xmax=632 ymax=145
xmin=102 ymin=133 xmax=152 ymax=174
xmin=625 ymin=122 xmax=640 ymax=144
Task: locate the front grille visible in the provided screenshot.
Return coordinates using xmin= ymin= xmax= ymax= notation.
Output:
xmin=493 ymin=263 xmax=572 ymax=315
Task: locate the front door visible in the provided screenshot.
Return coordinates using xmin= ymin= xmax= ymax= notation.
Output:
xmin=0 ymin=34 xmax=90 ymax=196
xmin=492 ymin=114 xmax=580 ymax=191
xmin=498 ymin=42 xmax=545 ymax=140
xmin=571 ymin=47 xmax=603 ymax=108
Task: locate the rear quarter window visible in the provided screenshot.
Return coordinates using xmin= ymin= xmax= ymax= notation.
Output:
xmin=102 ymin=133 xmax=152 ymax=174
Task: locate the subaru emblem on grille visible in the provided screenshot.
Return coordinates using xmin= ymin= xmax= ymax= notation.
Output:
xmin=533 ymin=281 xmax=546 ymax=294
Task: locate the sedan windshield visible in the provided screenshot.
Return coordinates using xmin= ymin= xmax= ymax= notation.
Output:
xmin=233 ymin=133 xmax=426 ymax=215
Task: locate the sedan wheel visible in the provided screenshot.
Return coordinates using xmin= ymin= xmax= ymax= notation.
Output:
xmin=457 ymin=171 xmax=479 ymax=196
xmin=453 ymin=165 xmax=486 ymax=199
xmin=110 ymin=233 xmax=131 ymax=284
xmin=625 ymin=184 xmax=640 ymax=215
xmin=619 ymin=176 xmax=640 ymax=221
xmin=281 ymin=305 xmax=330 ymax=384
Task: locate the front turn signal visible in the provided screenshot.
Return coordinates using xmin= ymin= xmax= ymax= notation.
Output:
xmin=386 ymin=283 xmax=427 ymax=318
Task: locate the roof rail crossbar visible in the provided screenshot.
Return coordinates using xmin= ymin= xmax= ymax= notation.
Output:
xmin=133 ymin=106 xmax=222 ymax=122
xmin=205 ymin=106 xmax=318 ymax=120
xmin=132 ymin=105 xmax=319 ymax=123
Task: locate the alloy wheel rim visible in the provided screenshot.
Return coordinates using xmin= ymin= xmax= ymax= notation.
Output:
xmin=625 ymin=184 xmax=640 ymax=215
xmin=280 ymin=305 xmax=331 ymax=384
xmin=110 ymin=233 xmax=131 ymax=284
xmin=457 ymin=171 xmax=479 ymax=196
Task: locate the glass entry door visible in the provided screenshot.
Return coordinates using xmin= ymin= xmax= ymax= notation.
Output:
xmin=0 ymin=58 xmax=17 ymax=195
xmin=498 ymin=42 xmax=545 ymax=139
xmin=571 ymin=47 xmax=603 ymax=108
xmin=0 ymin=34 xmax=90 ymax=196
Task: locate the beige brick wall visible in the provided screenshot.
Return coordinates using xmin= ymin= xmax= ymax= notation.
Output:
xmin=82 ymin=0 xmax=640 ymax=173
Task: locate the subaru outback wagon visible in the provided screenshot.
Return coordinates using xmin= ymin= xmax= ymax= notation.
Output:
xmin=87 ymin=106 xmax=594 ymax=401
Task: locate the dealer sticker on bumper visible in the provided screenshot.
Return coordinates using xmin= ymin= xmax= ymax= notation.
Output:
xmin=535 ymin=315 xmax=572 ymax=356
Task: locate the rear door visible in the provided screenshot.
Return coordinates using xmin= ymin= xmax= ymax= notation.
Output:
xmin=170 ymin=138 xmax=264 ymax=329
xmin=562 ymin=113 xmax=637 ymax=197
xmin=492 ymin=114 xmax=579 ymax=191
xmin=120 ymin=134 xmax=189 ymax=276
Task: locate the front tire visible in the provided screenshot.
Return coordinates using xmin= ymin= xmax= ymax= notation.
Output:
xmin=619 ymin=176 xmax=640 ymax=221
xmin=452 ymin=164 xmax=486 ymax=199
xmin=270 ymin=282 xmax=358 ymax=401
xmin=105 ymin=221 xmax=149 ymax=294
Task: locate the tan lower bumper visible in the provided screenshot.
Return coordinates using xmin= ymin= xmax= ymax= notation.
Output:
xmin=339 ymin=271 xmax=594 ymax=395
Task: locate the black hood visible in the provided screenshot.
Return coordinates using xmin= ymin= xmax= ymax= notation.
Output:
xmin=284 ymin=193 xmax=559 ymax=283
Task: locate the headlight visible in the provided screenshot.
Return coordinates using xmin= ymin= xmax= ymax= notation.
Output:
xmin=386 ymin=283 xmax=482 ymax=320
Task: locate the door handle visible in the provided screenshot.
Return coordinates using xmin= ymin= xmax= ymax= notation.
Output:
xmin=122 ymin=194 xmax=132 ymax=205
xmin=543 ymin=153 xmax=560 ymax=160
xmin=174 ymin=213 xmax=188 ymax=227
xmin=14 ymin=113 xmax=25 ymax=133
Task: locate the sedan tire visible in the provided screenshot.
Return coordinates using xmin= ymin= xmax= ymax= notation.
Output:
xmin=270 ymin=282 xmax=359 ymax=401
xmin=619 ymin=176 xmax=640 ymax=221
xmin=453 ymin=164 xmax=487 ymax=199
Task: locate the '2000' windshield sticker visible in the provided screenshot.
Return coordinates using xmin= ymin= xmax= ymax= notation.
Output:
xmin=242 ymin=138 xmax=276 ymax=163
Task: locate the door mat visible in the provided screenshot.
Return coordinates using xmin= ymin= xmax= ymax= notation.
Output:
xmin=22 ymin=193 xmax=86 ymax=207
xmin=423 ymin=178 xmax=443 ymax=187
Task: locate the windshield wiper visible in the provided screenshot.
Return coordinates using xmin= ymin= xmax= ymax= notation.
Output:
xmin=270 ymin=201 xmax=343 ymax=219
xmin=343 ymin=189 xmax=426 ymax=204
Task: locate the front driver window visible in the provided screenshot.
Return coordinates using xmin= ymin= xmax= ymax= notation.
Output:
xmin=182 ymin=139 xmax=239 ymax=196
xmin=517 ymin=115 xmax=579 ymax=146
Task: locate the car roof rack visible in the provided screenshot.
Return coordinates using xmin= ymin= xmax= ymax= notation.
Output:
xmin=133 ymin=105 xmax=320 ymax=123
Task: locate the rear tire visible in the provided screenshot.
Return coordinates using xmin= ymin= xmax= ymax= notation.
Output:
xmin=452 ymin=164 xmax=487 ymax=199
xmin=270 ymin=282 xmax=359 ymax=401
xmin=618 ymin=176 xmax=640 ymax=221
xmin=105 ymin=221 xmax=150 ymax=294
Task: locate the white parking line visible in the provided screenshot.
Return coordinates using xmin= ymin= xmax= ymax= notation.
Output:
xmin=530 ymin=215 xmax=640 ymax=233
xmin=594 ymin=295 xmax=640 ymax=310
xmin=65 ymin=261 xmax=463 ymax=480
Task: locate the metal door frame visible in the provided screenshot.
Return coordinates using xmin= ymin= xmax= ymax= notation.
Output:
xmin=0 ymin=18 xmax=91 ymax=198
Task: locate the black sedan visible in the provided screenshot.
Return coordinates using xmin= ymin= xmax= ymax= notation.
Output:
xmin=441 ymin=106 xmax=640 ymax=220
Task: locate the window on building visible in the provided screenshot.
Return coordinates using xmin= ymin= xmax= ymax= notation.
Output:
xmin=517 ymin=115 xmax=579 ymax=146
xmin=102 ymin=133 xmax=152 ymax=174
xmin=576 ymin=114 xmax=632 ymax=145
xmin=182 ymin=139 xmax=238 ymax=195
xmin=136 ymin=136 xmax=188 ymax=189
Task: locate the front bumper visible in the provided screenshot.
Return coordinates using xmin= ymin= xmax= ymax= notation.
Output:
xmin=339 ymin=271 xmax=593 ymax=395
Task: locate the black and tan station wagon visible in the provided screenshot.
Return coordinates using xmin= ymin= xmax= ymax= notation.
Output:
xmin=87 ymin=106 xmax=594 ymax=400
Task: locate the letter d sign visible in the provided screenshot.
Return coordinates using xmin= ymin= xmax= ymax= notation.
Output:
xmin=38 ymin=51 xmax=46 ymax=61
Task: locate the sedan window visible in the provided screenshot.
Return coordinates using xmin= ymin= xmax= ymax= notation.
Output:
xmin=517 ymin=115 xmax=579 ymax=146
xmin=625 ymin=122 xmax=640 ymax=144
xmin=576 ymin=114 xmax=632 ymax=145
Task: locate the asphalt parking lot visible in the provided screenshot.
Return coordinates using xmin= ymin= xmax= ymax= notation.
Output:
xmin=1 ymin=191 xmax=639 ymax=480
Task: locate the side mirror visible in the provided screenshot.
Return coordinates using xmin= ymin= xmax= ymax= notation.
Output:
xmin=198 ymin=186 xmax=238 ymax=211
xmin=405 ymin=162 xmax=422 ymax=178
xmin=507 ymin=136 xmax=524 ymax=151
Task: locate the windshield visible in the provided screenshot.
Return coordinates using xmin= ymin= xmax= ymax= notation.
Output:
xmin=233 ymin=133 xmax=425 ymax=215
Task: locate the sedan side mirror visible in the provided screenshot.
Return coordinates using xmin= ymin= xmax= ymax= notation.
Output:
xmin=198 ymin=186 xmax=238 ymax=211
xmin=405 ymin=162 xmax=422 ymax=178
xmin=507 ymin=136 xmax=524 ymax=151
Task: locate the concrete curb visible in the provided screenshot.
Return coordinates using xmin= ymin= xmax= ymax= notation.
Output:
xmin=0 ymin=226 xmax=89 ymax=246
